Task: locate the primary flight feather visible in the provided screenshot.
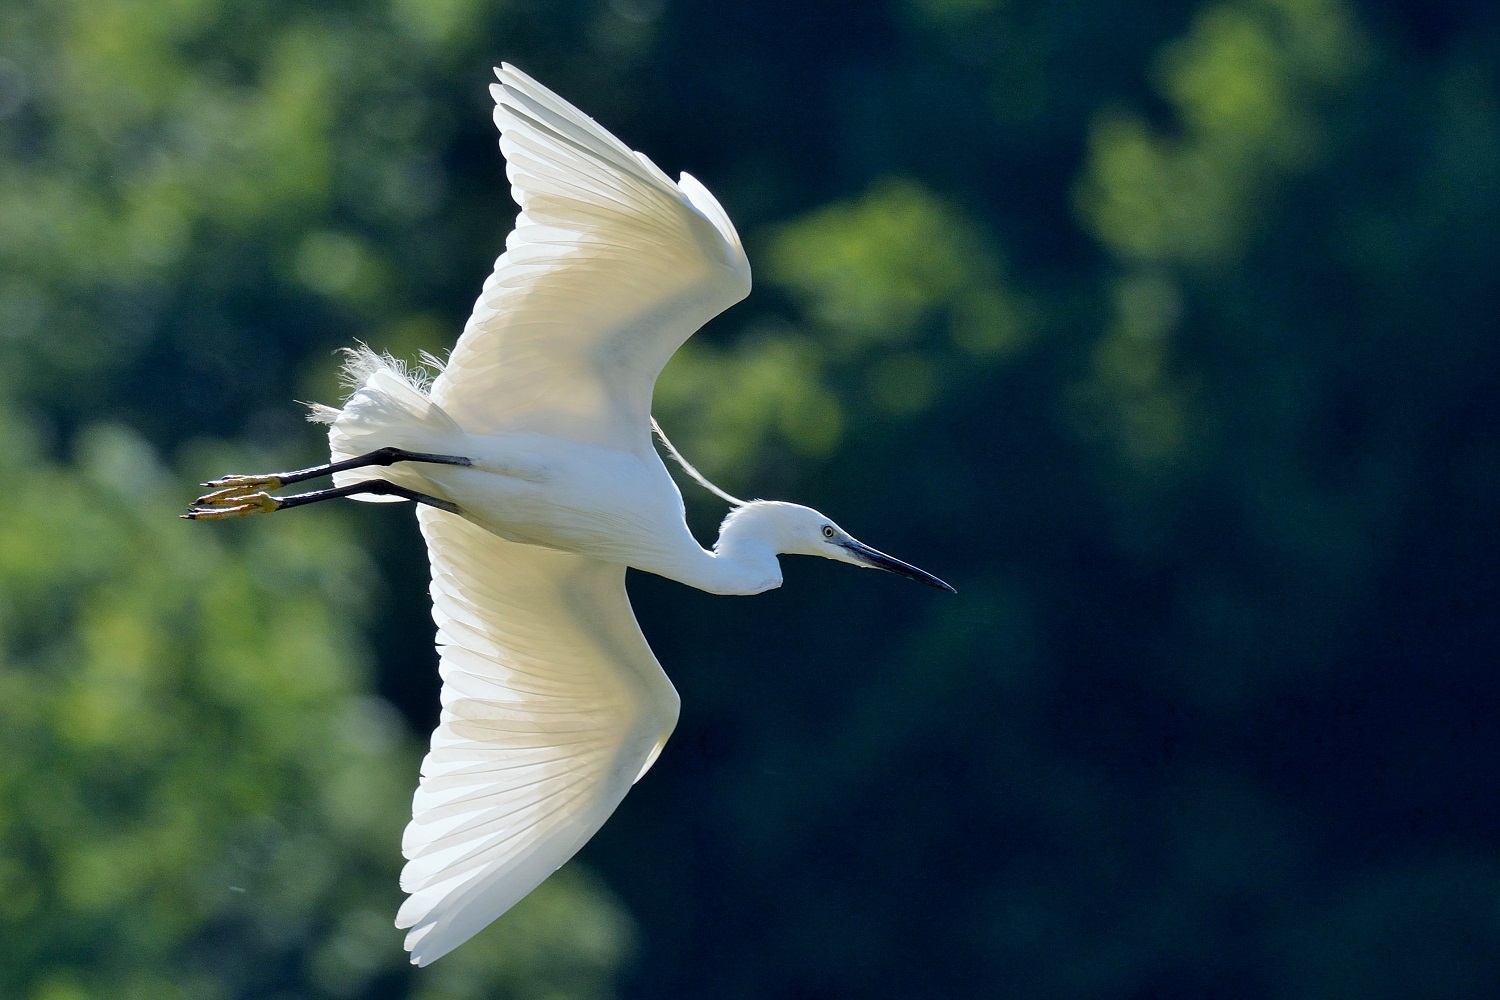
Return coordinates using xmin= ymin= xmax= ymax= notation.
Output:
xmin=189 ymin=64 xmax=952 ymax=966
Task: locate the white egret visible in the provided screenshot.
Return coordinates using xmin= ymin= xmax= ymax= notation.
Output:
xmin=188 ymin=64 xmax=952 ymax=966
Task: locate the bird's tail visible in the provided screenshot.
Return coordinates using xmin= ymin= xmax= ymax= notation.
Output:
xmin=307 ymin=346 xmax=463 ymax=502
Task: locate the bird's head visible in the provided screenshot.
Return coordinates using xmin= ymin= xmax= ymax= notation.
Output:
xmin=719 ymin=501 xmax=954 ymax=592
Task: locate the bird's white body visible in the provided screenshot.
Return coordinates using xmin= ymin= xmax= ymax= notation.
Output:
xmin=325 ymin=352 xmax=786 ymax=595
xmin=440 ymin=436 xmax=698 ymax=575
xmin=197 ymin=64 xmax=949 ymax=967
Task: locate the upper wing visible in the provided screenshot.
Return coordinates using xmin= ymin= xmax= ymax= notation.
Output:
xmin=398 ymin=507 xmax=680 ymax=966
xmin=429 ymin=64 xmax=751 ymax=449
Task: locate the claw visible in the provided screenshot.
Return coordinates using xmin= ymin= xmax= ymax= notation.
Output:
xmin=201 ymin=473 xmax=285 ymax=491
xmin=182 ymin=491 xmax=282 ymax=520
xmin=194 ymin=485 xmax=260 ymax=507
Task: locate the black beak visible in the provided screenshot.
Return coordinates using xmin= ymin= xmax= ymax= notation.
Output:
xmin=839 ymin=539 xmax=956 ymax=593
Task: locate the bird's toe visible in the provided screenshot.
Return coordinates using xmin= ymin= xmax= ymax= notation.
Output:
xmin=200 ymin=473 xmax=284 ymax=491
xmin=183 ymin=491 xmax=282 ymax=519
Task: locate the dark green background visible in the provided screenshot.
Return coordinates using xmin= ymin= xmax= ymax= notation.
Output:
xmin=2 ymin=0 xmax=1498 ymax=997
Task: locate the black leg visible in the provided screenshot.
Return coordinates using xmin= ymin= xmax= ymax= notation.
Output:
xmin=184 ymin=478 xmax=460 ymax=520
xmin=201 ymin=446 xmax=473 ymax=491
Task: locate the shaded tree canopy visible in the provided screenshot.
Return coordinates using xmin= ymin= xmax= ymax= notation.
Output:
xmin=1 ymin=0 xmax=1497 ymax=997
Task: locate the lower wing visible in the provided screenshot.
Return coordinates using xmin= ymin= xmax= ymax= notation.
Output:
xmin=398 ymin=508 xmax=680 ymax=965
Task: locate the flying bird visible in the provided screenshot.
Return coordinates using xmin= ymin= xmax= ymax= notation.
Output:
xmin=188 ymin=64 xmax=952 ymax=966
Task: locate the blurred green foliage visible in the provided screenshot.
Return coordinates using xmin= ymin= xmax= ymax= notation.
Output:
xmin=2 ymin=0 xmax=1499 ymax=997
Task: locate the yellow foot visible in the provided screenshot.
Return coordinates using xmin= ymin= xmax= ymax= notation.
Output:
xmin=193 ymin=485 xmax=253 ymax=506
xmin=181 ymin=491 xmax=282 ymax=520
xmin=200 ymin=473 xmax=285 ymax=491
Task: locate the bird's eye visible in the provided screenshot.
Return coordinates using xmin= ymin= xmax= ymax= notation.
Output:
xmin=822 ymin=525 xmax=835 ymax=539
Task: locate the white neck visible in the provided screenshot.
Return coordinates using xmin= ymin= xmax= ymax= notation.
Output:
xmin=660 ymin=506 xmax=786 ymax=596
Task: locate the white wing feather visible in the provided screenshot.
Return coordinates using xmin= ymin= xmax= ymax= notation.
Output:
xmin=429 ymin=64 xmax=751 ymax=449
xmin=398 ymin=507 xmax=680 ymax=966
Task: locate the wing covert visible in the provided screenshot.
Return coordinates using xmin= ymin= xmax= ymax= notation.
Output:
xmin=398 ymin=507 xmax=679 ymax=966
xmin=430 ymin=64 xmax=751 ymax=448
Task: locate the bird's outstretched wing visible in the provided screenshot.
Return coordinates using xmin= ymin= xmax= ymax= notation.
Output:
xmin=398 ymin=507 xmax=680 ymax=966
xmin=429 ymin=64 xmax=751 ymax=450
